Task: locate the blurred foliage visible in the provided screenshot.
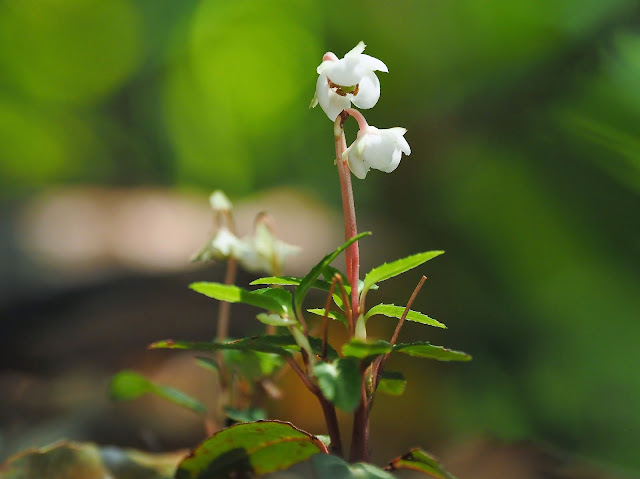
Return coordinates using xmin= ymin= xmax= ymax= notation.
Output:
xmin=2 ymin=0 xmax=640 ymax=473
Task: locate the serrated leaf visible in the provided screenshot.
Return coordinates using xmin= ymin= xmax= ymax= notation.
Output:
xmin=393 ymin=342 xmax=471 ymax=362
xmin=294 ymin=232 xmax=371 ymax=318
xmin=342 ymin=339 xmax=392 ymax=359
xmin=175 ymin=421 xmax=326 ymax=478
xmin=224 ymin=407 xmax=267 ymax=423
xmin=307 ymin=308 xmax=348 ymax=325
xmin=385 ymin=448 xmax=458 ymax=479
xmin=257 ymin=313 xmax=298 ymax=327
xmin=150 ymin=335 xmax=338 ymax=361
xmin=190 ymin=282 xmax=289 ymax=316
xmin=315 ymin=358 xmax=361 ymax=412
xmin=365 ymin=303 xmax=446 ymax=329
xmin=109 ymin=370 xmax=207 ymax=415
xmin=362 ymin=250 xmax=444 ymax=295
xmin=376 ymin=371 xmax=407 ymax=396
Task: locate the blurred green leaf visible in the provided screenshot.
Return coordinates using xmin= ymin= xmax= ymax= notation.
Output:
xmin=342 ymin=339 xmax=392 ymax=359
xmin=224 ymin=407 xmax=267 ymax=423
xmin=376 ymin=371 xmax=407 ymax=397
xmin=385 ymin=448 xmax=457 ymax=479
xmin=257 ymin=313 xmax=298 ymax=327
xmin=315 ymin=358 xmax=361 ymax=412
xmin=109 ymin=370 xmax=206 ymax=415
xmin=365 ymin=304 xmax=446 ymax=329
xmin=362 ymin=251 xmax=444 ymax=296
xmin=312 ymin=454 xmax=395 ymax=479
xmin=194 ymin=356 xmax=219 ymax=373
xmin=175 ymin=421 xmax=326 ymax=478
xmin=393 ymin=342 xmax=471 ymax=362
xmin=190 ymin=282 xmax=289 ymax=316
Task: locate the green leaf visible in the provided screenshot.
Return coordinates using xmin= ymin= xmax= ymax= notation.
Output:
xmin=0 ymin=441 xmax=183 ymax=479
xmin=315 ymin=358 xmax=361 ymax=412
xmin=190 ymin=282 xmax=289 ymax=316
xmin=362 ymin=250 xmax=444 ymax=295
xmin=223 ymin=350 xmax=285 ymax=379
xmin=194 ymin=356 xmax=219 ymax=373
xmin=385 ymin=448 xmax=458 ymax=479
xmin=365 ymin=303 xmax=446 ymax=329
xmin=342 ymin=339 xmax=392 ymax=359
xmin=109 ymin=370 xmax=207 ymax=415
xmin=311 ymin=454 xmax=395 ymax=479
xmin=174 ymin=421 xmax=326 ymax=478
xmin=393 ymin=342 xmax=472 ymax=362
xmin=150 ymin=335 xmax=338 ymax=361
xmin=252 ymin=276 xmax=346 ymax=309
xmin=307 ymin=308 xmax=348 ymax=325
xmin=294 ymin=232 xmax=371 ymax=318
xmin=257 ymin=313 xmax=298 ymax=327
xmin=376 ymin=371 xmax=407 ymax=396
xmin=224 ymin=407 xmax=267 ymax=423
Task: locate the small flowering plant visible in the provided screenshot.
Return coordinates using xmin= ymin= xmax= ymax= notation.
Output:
xmin=109 ymin=42 xmax=470 ymax=478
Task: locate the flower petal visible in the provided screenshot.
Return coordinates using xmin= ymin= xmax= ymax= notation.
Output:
xmin=345 ymin=41 xmax=366 ymax=58
xmin=351 ymin=71 xmax=380 ymax=109
xmin=344 ymin=147 xmax=369 ymax=180
xmin=324 ymin=57 xmax=362 ymax=86
xmin=358 ymin=53 xmax=388 ymax=73
xmin=316 ymin=74 xmax=350 ymax=120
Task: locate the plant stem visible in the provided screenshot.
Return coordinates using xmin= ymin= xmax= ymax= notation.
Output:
xmin=349 ymin=378 xmax=370 ymax=462
xmin=286 ymin=356 xmax=344 ymax=457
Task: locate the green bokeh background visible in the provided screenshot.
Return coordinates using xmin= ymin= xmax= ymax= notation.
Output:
xmin=2 ymin=0 xmax=640 ymax=472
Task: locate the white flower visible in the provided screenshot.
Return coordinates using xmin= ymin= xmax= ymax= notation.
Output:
xmin=312 ymin=41 xmax=388 ymax=121
xmin=342 ymin=126 xmax=411 ymax=179
xmin=209 ymin=190 xmax=232 ymax=211
xmin=234 ymin=223 xmax=300 ymax=275
xmin=191 ymin=227 xmax=241 ymax=262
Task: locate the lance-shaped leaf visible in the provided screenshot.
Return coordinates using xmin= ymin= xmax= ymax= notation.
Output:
xmin=307 ymin=308 xmax=348 ymax=325
xmin=393 ymin=342 xmax=471 ymax=362
xmin=224 ymin=407 xmax=267 ymax=423
xmin=253 ymin=276 xmax=347 ymax=309
xmin=294 ymin=232 xmax=371 ymax=317
xmin=257 ymin=313 xmax=298 ymax=327
xmin=150 ymin=335 xmax=338 ymax=361
xmin=190 ymin=283 xmax=289 ymax=317
xmin=365 ymin=303 xmax=446 ymax=329
xmin=342 ymin=339 xmax=392 ymax=359
xmin=314 ymin=358 xmax=361 ymax=412
xmin=385 ymin=448 xmax=458 ymax=479
xmin=175 ymin=421 xmax=326 ymax=478
xmin=362 ymin=250 xmax=444 ymax=297
xmin=376 ymin=371 xmax=407 ymax=396
xmin=109 ymin=370 xmax=206 ymax=415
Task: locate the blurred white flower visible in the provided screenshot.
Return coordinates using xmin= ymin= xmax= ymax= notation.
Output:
xmin=312 ymin=41 xmax=388 ymax=121
xmin=235 ymin=223 xmax=300 ymax=275
xmin=209 ymin=190 xmax=232 ymax=212
xmin=191 ymin=227 xmax=241 ymax=262
xmin=342 ymin=126 xmax=411 ymax=179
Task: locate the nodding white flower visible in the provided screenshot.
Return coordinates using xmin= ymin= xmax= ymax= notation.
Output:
xmin=312 ymin=41 xmax=388 ymax=121
xmin=209 ymin=190 xmax=232 ymax=212
xmin=191 ymin=227 xmax=241 ymax=262
xmin=342 ymin=126 xmax=411 ymax=180
xmin=234 ymin=223 xmax=300 ymax=275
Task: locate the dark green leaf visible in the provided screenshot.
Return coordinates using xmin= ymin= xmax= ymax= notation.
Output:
xmin=223 ymin=350 xmax=285 ymax=379
xmin=190 ymin=282 xmax=288 ymax=316
xmin=174 ymin=421 xmax=326 ymax=478
xmin=307 ymin=308 xmax=348 ymax=325
xmin=224 ymin=407 xmax=267 ymax=423
xmin=365 ymin=303 xmax=446 ymax=329
xmin=385 ymin=448 xmax=458 ymax=479
xmin=311 ymin=454 xmax=396 ymax=479
xmin=393 ymin=342 xmax=472 ymax=362
xmin=150 ymin=335 xmax=338 ymax=361
xmin=315 ymin=358 xmax=361 ymax=412
xmin=376 ymin=371 xmax=407 ymax=396
xmin=342 ymin=339 xmax=392 ymax=359
xmin=362 ymin=251 xmax=444 ymax=295
xmin=109 ymin=370 xmax=207 ymax=415
xmin=294 ymin=232 xmax=371 ymax=317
